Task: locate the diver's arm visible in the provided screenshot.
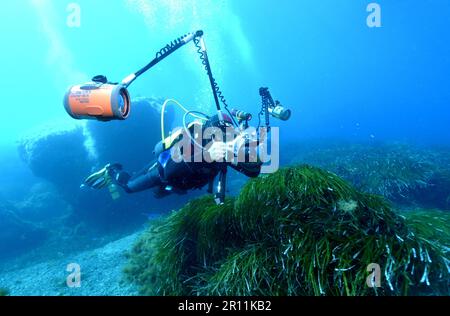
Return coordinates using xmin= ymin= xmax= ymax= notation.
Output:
xmin=230 ymin=161 xmax=262 ymax=178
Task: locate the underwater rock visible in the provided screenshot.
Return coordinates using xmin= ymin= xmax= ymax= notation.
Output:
xmin=124 ymin=165 xmax=449 ymax=296
xmin=14 ymin=182 xmax=72 ymax=223
xmin=86 ymin=97 xmax=174 ymax=172
xmin=17 ymin=97 xmax=173 ymax=197
xmin=17 ymin=124 xmax=92 ymax=204
xmin=0 ymin=200 xmax=46 ymax=259
xmin=16 ymin=97 xmax=180 ymax=231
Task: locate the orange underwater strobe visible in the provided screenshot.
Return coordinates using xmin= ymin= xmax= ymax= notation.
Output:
xmin=63 ymin=31 xmax=201 ymax=122
xmin=63 ymin=82 xmax=131 ymax=121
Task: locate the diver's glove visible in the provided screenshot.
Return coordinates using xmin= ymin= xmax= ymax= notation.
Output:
xmin=82 ymin=163 xmax=122 ymax=190
xmin=207 ymin=141 xmax=228 ymax=162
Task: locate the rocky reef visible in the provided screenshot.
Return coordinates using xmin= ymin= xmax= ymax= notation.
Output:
xmin=0 ymin=199 xmax=47 ymax=259
xmin=17 ymin=97 xmax=172 ymax=199
xmin=17 ymin=124 xmax=92 ymax=204
xmin=13 ymin=182 xmax=72 ymax=223
xmin=284 ymin=141 xmax=450 ymax=210
xmin=124 ymin=165 xmax=449 ymax=296
xmin=15 ymin=97 xmax=179 ymax=232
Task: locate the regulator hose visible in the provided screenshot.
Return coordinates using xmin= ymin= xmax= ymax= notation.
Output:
xmin=193 ymin=37 xmax=238 ymax=127
xmin=160 ymin=99 xmax=209 ymax=147
xmin=183 ymin=110 xmax=211 ymax=151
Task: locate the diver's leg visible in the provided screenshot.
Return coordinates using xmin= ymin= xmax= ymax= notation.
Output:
xmin=113 ymin=162 xmax=163 ymax=193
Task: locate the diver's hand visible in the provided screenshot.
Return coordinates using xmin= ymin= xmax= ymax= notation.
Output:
xmin=208 ymin=141 xmax=229 ymax=162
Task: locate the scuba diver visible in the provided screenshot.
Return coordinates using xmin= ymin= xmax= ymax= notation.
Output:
xmin=82 ymin=112 xmax=264 ymax=204
xmin=63 ymin=30 xmax=291 ymax=204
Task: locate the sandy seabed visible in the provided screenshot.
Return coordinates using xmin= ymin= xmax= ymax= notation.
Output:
xmin=0 ymin=231 xmax=142 ymax=296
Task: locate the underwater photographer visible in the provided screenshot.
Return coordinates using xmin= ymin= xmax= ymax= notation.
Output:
xmin=64 ymin=31 xmax=291 ymax=205
xmin=83 ymin=111 xmax=265 ymax=204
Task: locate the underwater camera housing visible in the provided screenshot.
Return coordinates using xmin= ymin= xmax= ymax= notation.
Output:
xmin=63 ymin=75 xmax=131 ymax=121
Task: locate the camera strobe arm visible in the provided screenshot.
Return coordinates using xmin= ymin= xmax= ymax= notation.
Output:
xmin=121 ymin=30 xmax=204 ymax=88
xmin=120 ymin=30 xmax=235 ymax=127
xmin=259 ymin=87 xmax=273 ymax=130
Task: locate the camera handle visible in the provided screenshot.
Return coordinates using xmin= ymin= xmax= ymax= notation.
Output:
xmin=214 ymin=166 xmax=228 ymax=205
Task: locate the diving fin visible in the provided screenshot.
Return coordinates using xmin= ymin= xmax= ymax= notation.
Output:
xmin=83 ymin=165 xmax=112 ymax=189
xmin=82 ymin=164 xmax=122 ymax=200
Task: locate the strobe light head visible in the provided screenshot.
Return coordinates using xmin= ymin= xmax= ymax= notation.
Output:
xmin=63 ymin=76 xmax=131 ymax=121
xmin=269 ymin=101 xmax=291 ymax=121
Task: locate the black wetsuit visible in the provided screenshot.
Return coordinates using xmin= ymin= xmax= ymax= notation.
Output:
xmin=111 ymin=116 xmax=262 ymax=197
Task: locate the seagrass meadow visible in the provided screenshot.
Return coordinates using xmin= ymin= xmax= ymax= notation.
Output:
xmin=123 ymin=166 xmax=450 ymax=296
xmin=285 ymin=142 xmax=450 ymax=209
xmin=0 ymin=288 xmax=9 ymax=296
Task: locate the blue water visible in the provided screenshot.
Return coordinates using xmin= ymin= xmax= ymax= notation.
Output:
xmin=1 ymin=0 xmax=449 ymax=146
xmin=0 ymin=0 xmax=449 ymax=295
